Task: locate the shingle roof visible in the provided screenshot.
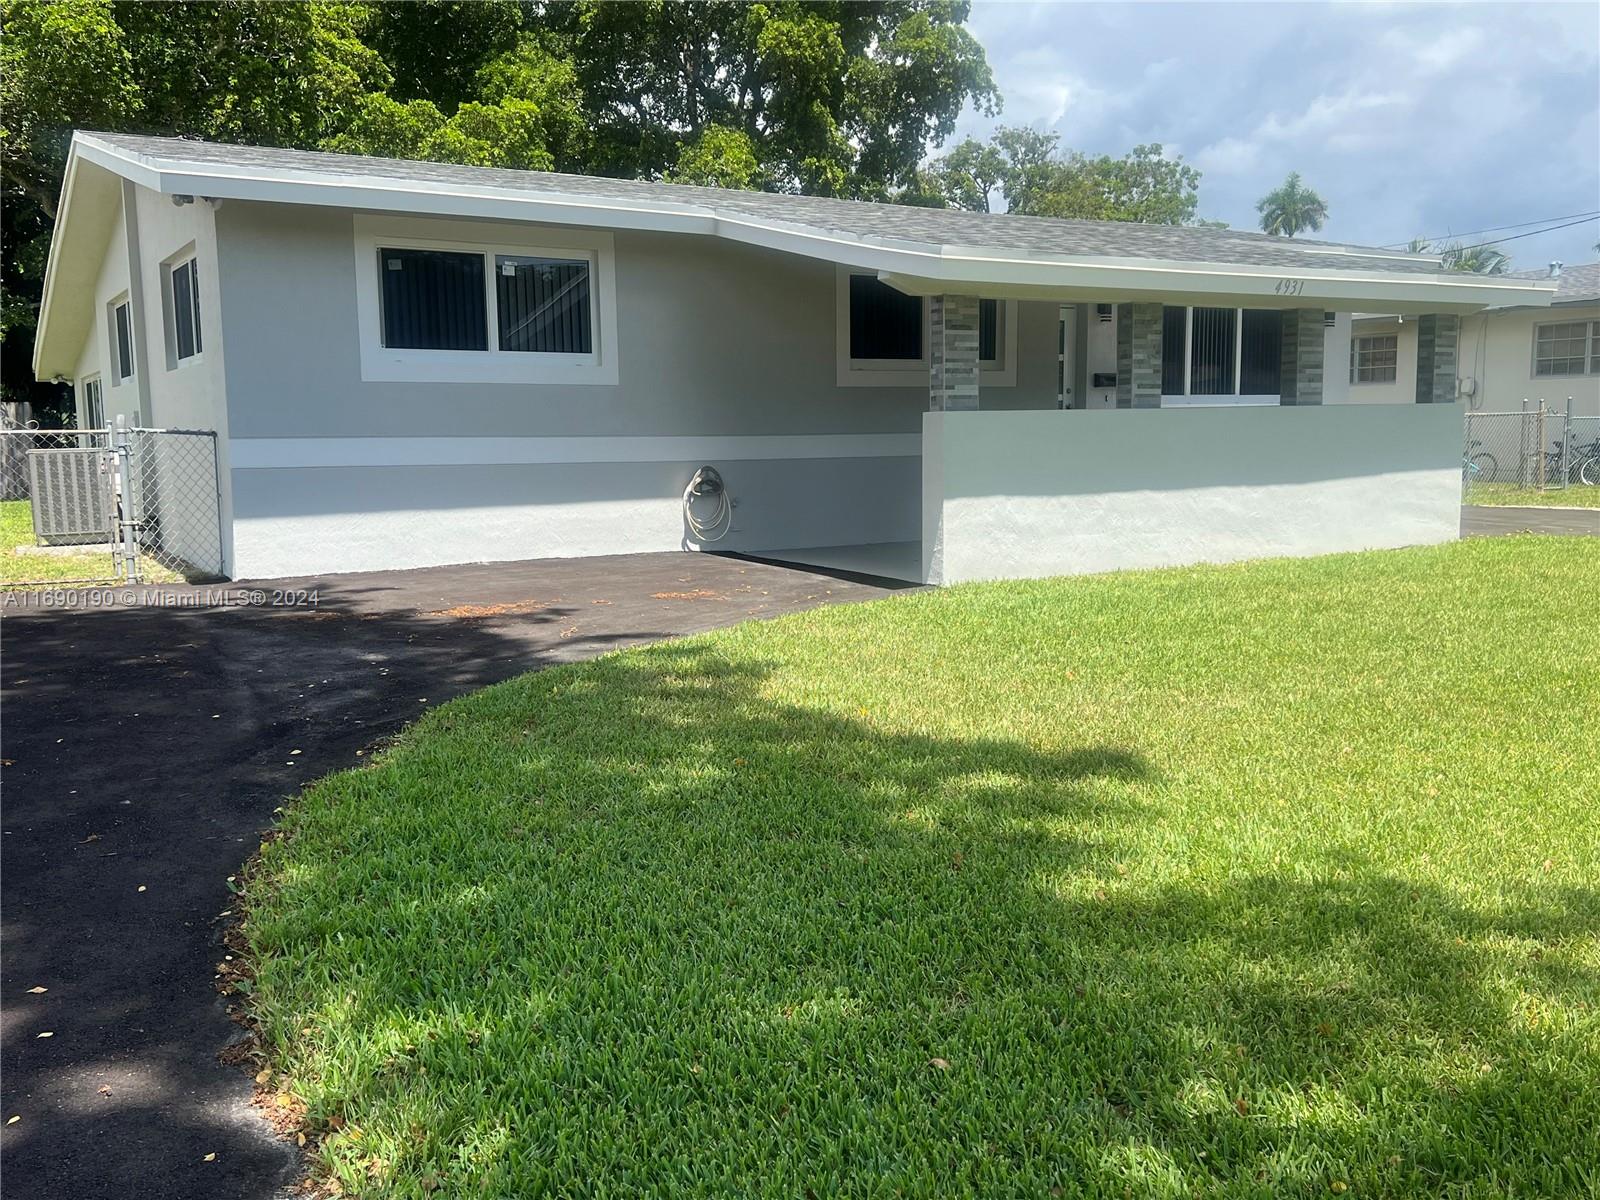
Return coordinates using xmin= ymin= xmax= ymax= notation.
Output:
xmin=85 ymin=132 xmax=1454 ymax=277
xmin=1507 ymin=262 xmax=1600 ymax=305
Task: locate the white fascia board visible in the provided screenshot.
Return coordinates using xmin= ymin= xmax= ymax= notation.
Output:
xmin=68 ymin=134 xmax=1559 ymax=315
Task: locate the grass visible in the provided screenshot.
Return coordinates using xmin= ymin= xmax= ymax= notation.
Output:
xmin=0 ymin=498 xmax=117 ymax=584
xmin=243 ymin=538 xmax=1600 ymax=1198
xmin=1464 ymin=482 xmax=1600 ymax=508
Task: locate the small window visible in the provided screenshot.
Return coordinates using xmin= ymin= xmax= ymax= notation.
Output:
xmin=1160 ymin=307 xmax=1186 ymax=395
xmin=1533 ymin=320 xmax=1598 ymax=377
xmin=979 ymin=299 xmax=999 ymax=362
xmin=113 ymin=299 xmax=134 ymax=381
xmin=1351 ymin=333 xmax=1398 ymax=383
xmin=1240 ymin=310 xmax=1283 ymax=395
xmin=379 ymin=248 xmax=487 ymax=351
xmin=82 ymin=376 xmax=104 ymax=429
xmin=496 ymin=256 xmax=592 ymax=354
xmin=170 ymin=257 xmax=202 ymax=361
xmin=849 ymin=274 xmax=922 ymax=361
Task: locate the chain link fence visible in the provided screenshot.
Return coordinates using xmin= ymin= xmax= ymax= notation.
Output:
xmin=1 ymin=418 xmax=223 ymax=589
xmin=1463 ymin=404 xmax=1600 ymax=503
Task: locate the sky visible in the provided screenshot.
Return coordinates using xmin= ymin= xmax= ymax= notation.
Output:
xmin=952 ymin=0 xmax=1600 ymax=270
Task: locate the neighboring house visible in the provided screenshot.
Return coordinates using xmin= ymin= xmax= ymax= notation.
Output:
xmin=1349 ymin=263 xmax=1600 ymax=418
xmin=33 ymin=133 xmax=1554 ymax=584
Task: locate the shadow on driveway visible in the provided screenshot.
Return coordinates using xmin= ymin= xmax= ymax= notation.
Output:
xmin=0 ymin=552 xmax=902 ymax=1199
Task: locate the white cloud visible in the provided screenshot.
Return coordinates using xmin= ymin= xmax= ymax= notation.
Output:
xmin=954 ymin=1 xmax=1600 ymax=265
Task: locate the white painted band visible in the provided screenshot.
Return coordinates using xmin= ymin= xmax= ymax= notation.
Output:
xmin=230 ymin=433 xmax=922 ymax=470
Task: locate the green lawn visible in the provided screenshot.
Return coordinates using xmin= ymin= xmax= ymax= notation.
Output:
xmin=244 ymin=538 xmax=1599 ymax=1198
xmin=0 ymin=498 xmax=116 ymax=584
xmin=1464 ymin=482 xmax=1600 ymax=508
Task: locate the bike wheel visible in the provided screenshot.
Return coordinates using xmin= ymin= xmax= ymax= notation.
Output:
xmin=1470 ymin=452 xmax=1497 ymax=483
xmin=1580 ymin=455 xmax=1600 ymax=487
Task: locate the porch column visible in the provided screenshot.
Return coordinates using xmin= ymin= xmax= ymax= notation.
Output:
xmin=1278 ymin=309 xmax=1325 ymax=405
xmin=1115 ymin=302 xmax=1162 ymax=408
xmin=1413 ymin=313 xmax=1459 ymax=403
xmin=929 ymin=294 xmax=981 ymax=411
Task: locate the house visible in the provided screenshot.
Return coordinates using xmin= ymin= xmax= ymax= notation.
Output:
xmin=1349 ymin=263 xmax=1599 ymax=418
xmin=32 ymin=132 xmax=1556 ymax=585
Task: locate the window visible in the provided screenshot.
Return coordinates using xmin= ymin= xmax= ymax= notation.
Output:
xmin=108 ymin=298 xmax=135 ymax=382
xmin=380 ymin=248 xmax=488 ymax=351
xmin=169 ymin=256 xmax=203 ymax=361
xmin=81 ymin=376 xmax=104 ymax=429
xmin=497 ymin=256 xmax=593 ymax=354
xmin=1533 ymin=320 xmax=1600 ymax=377
xmin=1351 ymin=333 xmax=1398 ymax=383
xmin=849 ymin=274 xmax=923 ymax=361
xmin=355 ymin=216 xmax=616 ymax=385
xmin=1158 ymin=306 xmax=1281 ymax=401
xmin=1240 ymin=310 xmax=1283 ymax=396
xmin=836 ymin=268 xmax=1016 ymax=387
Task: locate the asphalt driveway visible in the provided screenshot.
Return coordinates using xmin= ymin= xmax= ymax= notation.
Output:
xmin=0 ymin=552 xmax=902 ymax=1199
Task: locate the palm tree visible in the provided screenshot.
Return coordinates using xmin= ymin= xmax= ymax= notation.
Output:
xmin=1437 ymin=241 xmax=1510 ymax=275
xmin=1256 ymin=172 xmax=1329 ymax=237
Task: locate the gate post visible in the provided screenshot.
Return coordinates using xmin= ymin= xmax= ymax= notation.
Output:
xmin=112 ymin=415 xmax=140 ymax=582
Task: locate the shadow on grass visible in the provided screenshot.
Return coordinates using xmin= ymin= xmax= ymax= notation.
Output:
xmin=252 ymin=641 xmax=1600 ymax=1197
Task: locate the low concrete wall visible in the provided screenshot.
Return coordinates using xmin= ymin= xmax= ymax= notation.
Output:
xmin=922 ymin=404 xmax=1461 ymax=585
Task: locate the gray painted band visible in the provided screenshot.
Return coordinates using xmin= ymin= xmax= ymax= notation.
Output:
xmin=230 ymin=433 xmax=923 ymax=469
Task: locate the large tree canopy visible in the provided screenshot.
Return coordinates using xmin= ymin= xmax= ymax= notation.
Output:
xmin=0 ymin=0 xmax=1001 ymax=413
xmin=921 ymin=126 xmax=1204 ymax=224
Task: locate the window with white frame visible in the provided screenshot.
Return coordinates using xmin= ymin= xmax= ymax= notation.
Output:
xmin=1158 ymin=305 xmax=1283 ymax=402
xmin=167 ymin=254 xmax=203 ymax=363
xmin=110 ymin=296 xmax=135 ymax=383
xmin=354 ymin=216 xmax=617 ymax=385
xmin=1533 ymin=320 xmax=1600 ymax=377
xmin=836 ymin=269 xmax=1015 ymax=387
xmin=1350 ymin=333 xmax=1398 ymax=384
xmin=81 ymin=375 xmax=104 ymax=429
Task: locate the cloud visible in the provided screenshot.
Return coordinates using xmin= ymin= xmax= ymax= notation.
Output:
xmin=956 ymin=1 xmax=1600 ymax=265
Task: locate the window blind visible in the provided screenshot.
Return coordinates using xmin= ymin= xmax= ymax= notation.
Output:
xmin=497 ymin=256 xmax=592 ymax=354
xmin=849 ymin=275 xmax=922 ymax=360
xmin=379 ymin=248 xmax=487 ymax=351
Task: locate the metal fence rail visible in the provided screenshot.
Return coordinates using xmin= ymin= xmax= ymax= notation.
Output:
xmin=1 ymin=419 xmax=223 ymax=589
xmin=1464 ymin=402 xmax=1600 ymax=502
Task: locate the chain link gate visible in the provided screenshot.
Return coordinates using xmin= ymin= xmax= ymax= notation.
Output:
xmin=1 ymin=416 xmax=224 ymax=589
xmin=1463 ymin=401 xmax=1600 ymax=503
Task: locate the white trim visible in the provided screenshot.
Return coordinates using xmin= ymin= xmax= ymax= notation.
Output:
xmin=67 ymin=134 xmax=1557 ymax=314
xmin=229 ymin=433 xmax=922 ymax=470
xmin=79 ymin=374 xmax=105 ymax=429
xmin=1160 ymin=394 xmax=1280 ymax=407
xmin=353 ymin=214 xmax=619 ymax=385
xmin=833 ymin=266 xmax=1017 ymax=388
xmin=160 ymin=243 xmax=204 ymax=371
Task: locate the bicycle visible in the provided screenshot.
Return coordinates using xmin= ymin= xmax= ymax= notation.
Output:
xmin=1542 ymin=433 xmax=1600 ymax=486
xmin=1463 ymin=439 xmax=1497 ymax=485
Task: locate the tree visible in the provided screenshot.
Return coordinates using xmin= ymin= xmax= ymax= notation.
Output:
xmin=1405 ymin=237 xmax=1510 ymax=275
xmin=547 ymin=1 xmax=998 ymax=196
xmin=664 ymin=125 xmax=769 ymax=190
xmin=1255 ymin=171 xmax=1328 ymax=237
xmin=922 ymin=126 xmax=1202 ymax=224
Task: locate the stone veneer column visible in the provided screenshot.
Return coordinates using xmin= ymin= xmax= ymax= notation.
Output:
xmin=1115 ymin=302 xmax=1163 ymax=408
xmin=929 ymin=294 xmax=981 ymax=411
xmin=1413 ymin=313 xmax=1460 ymax=403
xmin=1278 ymin=309 xmax=1326 ymax=405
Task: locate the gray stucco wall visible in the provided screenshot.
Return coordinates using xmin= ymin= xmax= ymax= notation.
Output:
xmin=213 ymin=203 xmax=951 ymax=576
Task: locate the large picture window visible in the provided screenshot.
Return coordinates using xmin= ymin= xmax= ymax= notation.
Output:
xmin=836 ymin=269 xmax=1016 ymax=387
xmin=356 ymin=216 xmax=617 ymax=385
xmin=1159 ymin=306 xmax=1282 ymax=400
xmin=1350 ymin=333 xmax=1398 ymax=384
xmin=1533 ymin=320 xmax=1600 ymax=377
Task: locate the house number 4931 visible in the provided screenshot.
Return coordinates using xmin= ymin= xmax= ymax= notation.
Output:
xmin=1274 ymin=278 xmax=1306 ymax=295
